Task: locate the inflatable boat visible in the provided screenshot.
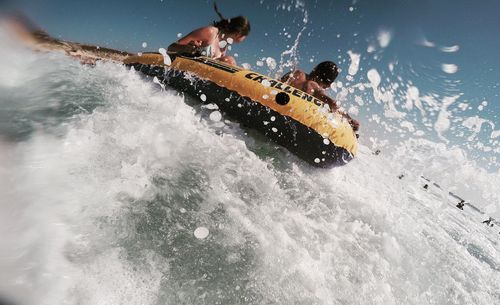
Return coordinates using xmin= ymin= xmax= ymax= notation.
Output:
xmin=123 ymin=54 xmax=358 ymax=167
xmin=9 ymin=20 xmax=357 ymax=168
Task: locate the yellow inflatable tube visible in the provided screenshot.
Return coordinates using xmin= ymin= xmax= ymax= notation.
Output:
xmin=124 ymin=54 xmax=358 ymax=167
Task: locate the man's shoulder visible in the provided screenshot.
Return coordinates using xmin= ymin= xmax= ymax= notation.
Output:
xmin=289 ymin=70 xmax=307 ymax=81
xmin=291 ymin=69 xmax=306 ymax=76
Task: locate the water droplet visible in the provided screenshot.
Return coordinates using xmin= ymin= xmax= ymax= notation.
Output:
xmin=194 ymin=227 xmax=209 ymax=239
xmin=219 ymin=40 xmax=228 ymax=48
xmin=209 ymin=111 xmax=222 ymax=122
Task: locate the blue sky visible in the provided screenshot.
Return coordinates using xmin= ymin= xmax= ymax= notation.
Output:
xmin=2 ymin=0 xmax=499 ymax=168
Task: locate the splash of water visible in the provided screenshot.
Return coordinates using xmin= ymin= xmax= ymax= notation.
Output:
xmin=0 ymin=17 xmax=499 ymax=305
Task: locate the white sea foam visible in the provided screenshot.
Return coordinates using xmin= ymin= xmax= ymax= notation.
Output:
xmin=194 ymin=227 xmax=210 ymax=239
xmin=417 ymin=35 xmax=436 ymax=48
xmin=367 ymin=69 xmax=381 ymax=88
xmin=441 ymin=63 xmax=458 ymax=74
xmin=377 ymin=29 xmax=392 ymax=48
xmin=218 ymin=40 xmax=228 ymax=49
xmin=0 ymin=25 xmax=499 ymax=305
xmin=440 ymin=45 xmax=460 ymax=53
xmin=158 ymin=48 xmax=171 ymax=65
xmin=434 ymin=95 xmax=459 ymax=139
xmin=209 ymin=110 xmax=222 ymax=122
xmin=265 ymin=57 xmax=277 ymax=70
xmin=347 ymin=50 xmax=360 ymax=76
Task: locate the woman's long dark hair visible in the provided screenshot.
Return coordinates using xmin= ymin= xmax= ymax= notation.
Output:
xmin=212 ymin=2 xmax=251 ymax=36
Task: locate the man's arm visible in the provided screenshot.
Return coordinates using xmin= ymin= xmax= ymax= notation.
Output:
xmin=304 ymin=81 xmax=339 ymax=111
xmin=304 ymin=81 xmax=359 ymax=132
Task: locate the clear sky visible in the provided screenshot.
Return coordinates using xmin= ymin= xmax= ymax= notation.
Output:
xmin=2 ymin=0 xmax=499 ymax=168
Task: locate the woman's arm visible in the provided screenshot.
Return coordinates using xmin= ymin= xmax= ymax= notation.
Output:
xmin=167 ymin=27 xmax=217 ymax=56
xmin=167 ymin=42 xmax=199 ymax=56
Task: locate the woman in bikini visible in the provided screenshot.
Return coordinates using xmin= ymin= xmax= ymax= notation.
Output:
xmin=167 ymin=4 xmax=250 ymax=66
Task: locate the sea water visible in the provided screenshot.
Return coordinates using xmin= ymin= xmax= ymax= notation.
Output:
xmin=0 ymin=27 xmax=499 ymax=305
